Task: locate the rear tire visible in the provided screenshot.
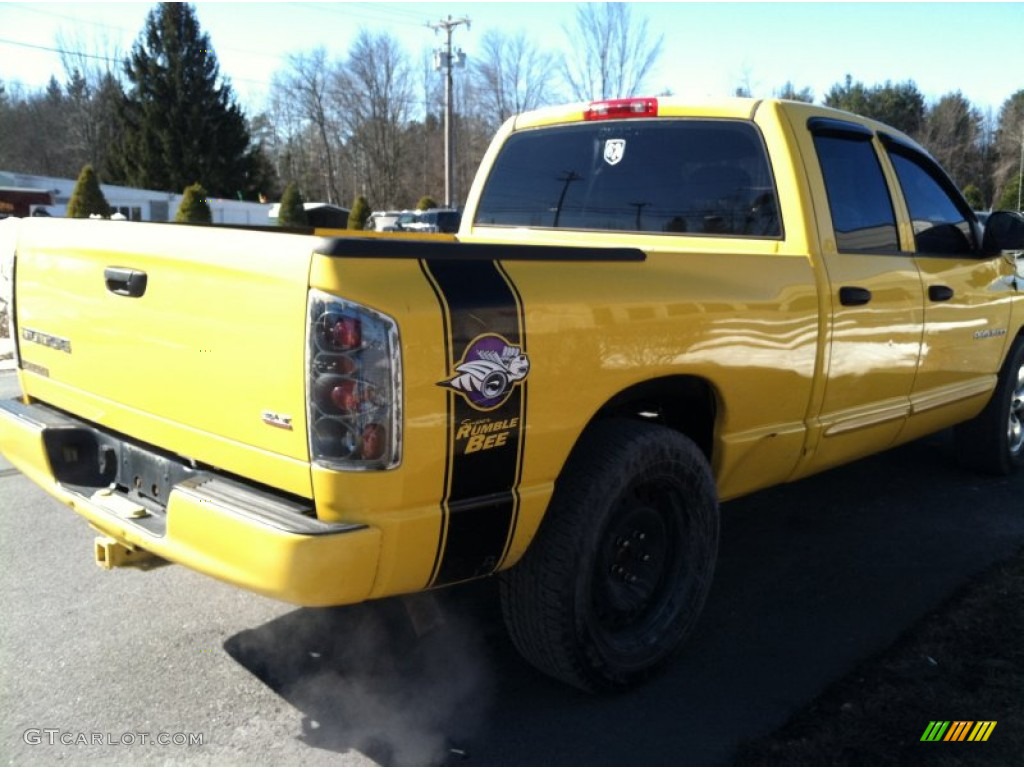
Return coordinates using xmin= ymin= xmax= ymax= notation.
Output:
xmin=499 ymin=419 xmax=719 ymax=692
xmin=955 ymin=337 xmax=1024 ymax=476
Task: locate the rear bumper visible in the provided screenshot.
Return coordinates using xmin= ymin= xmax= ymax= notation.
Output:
xmin=0 ymin=397 xmax=382 ymax=606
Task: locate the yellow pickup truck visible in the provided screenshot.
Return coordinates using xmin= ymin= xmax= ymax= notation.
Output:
xmin=2 ymin=98 xmax=1023 ymax=692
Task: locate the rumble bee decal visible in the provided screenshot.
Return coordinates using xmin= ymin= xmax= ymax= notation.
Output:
xmin=456 ymin=416 xmax=521 ymax=454
xmin=419 ymin=258 xmax=527 ymax=587
xmin=441 ymin=334 xmax=530 ymax=410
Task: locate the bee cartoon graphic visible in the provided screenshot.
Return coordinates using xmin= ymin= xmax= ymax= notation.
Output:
xmin=441 ymin=335 xmax=530 ymax=409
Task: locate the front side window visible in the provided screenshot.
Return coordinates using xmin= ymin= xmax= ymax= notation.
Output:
xmin=886 ymin=149 xmax=975 ymax=255
xmin=813 ymin=133 xmax=899 ymax=252
xmin=474 ymin=120 xmax=781 ymax=237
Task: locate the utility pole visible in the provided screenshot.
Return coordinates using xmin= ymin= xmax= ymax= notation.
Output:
xmin=429 ymin=15 xmax=470 ymax=208
xmin=1017 ymin=124 xmax=1023 ymax=212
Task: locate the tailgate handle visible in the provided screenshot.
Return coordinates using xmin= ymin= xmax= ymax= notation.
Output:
xmin=105 ymin=267 xmax=148 ymax=298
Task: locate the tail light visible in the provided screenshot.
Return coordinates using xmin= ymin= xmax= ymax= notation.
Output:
xmin=307 ymin=290 xmax=401 ymax=470
xmin=584 ymin=97 xmax=659 ymax=121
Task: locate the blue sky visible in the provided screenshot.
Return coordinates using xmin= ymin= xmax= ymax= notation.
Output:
xmin=1 ymin=2 xmax=1021 ymax=117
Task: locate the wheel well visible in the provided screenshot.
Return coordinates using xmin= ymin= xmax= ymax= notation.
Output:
xmin=592 ymin=376 xmax=717 ymax=460
xmin=1003 ymin=326 xmax=1024 ymax=367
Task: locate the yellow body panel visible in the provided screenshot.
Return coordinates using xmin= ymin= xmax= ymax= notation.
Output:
xmin=0 ymin=401 xmax=380 ymax=606
xmin=2 ymin=98 xmax=1021 ymax=607
xmin=14 ymin=218 xmax=315 ymax=496
xmin=898 ymin=255 xmax=1013 ymax=444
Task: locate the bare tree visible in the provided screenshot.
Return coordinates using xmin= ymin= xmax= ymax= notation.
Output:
xmin=733 ymin=66 xmax=756 ymax=98
xmin=405 ymin=50 xmax=445 ymax=204
xmin=56 ymin=28 xmax=123 ymax=174
xmin=333 ymin=30 xmax=415 ymax=208
xmin=453 ymin=73 xmax=493 ymax=207
xmin=0 ymin=76 xmax=71 ymax=176
xmin=30 ymin=78 xmax=69 ymax=176
xmin=265 ymin=72 xmax=321 ymax=199
xmin=560 ymin=3 xmax=663 ymax=101
xmin=471 ymin=29 xmax=558 ymax=131
xmin=282 ymin=48 xmax=342 ymax=204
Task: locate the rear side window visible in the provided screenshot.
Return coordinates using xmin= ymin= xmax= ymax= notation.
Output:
xmin=474 ymin=120 xmax=781 ymax=237
xmin=812 ymin=133 xmax=899 ymax=252
xmin=886 ymin=149 xmax=975 ymax=255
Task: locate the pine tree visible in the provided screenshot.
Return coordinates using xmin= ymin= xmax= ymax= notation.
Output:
xmin=962 ymin=184 xmax=985 ymax=211
xmin=109 ymin=3 xmax=269 ymax=199
xmin=277 ymin=183 xmax=308 ymax=226
xmin=348 ymin=195 xmax=371 ymax=230
xmin=66 ymin=164 xmax=111 ymax=218
xmin=175 ymin=183 xmax=212 ymax=224
xmin=824 ymin=76 xmax=925 ymax=137
xmin=996 ymin=175 xmax=1022 ymax=212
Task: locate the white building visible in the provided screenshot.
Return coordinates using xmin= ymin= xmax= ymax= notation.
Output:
xmin=0 ymin=170 xmax=273 ymax=225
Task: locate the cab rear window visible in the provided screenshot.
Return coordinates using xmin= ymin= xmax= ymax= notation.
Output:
xmin=474 ymin=119 xmax=781 ymax=237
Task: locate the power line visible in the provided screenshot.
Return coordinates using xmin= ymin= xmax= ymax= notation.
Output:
xmin=5 ymin=1 xmax=138 ymax=35
xmin=0 ymin=37 xmax=120 ymax=64
xmin=296 ymin=2 xmax=433 ymax=29
xmin=0 ymin=5 xmax=477 ymax=115
xmin=0 ymin=37 xmax=272 ymax=89
xmin=3 ymin=3 xmax=296 ymax=73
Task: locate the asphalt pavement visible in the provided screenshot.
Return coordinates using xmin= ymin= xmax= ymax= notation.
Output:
xmin=1 ymin=366 xmax=1023 ymax=766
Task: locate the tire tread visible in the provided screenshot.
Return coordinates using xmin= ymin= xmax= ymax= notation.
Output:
xmin=499 ymin=419 xmax=718 ymax=692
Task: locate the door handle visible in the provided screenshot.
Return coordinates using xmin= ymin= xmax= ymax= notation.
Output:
xmin=104 ymin=267 xmax=148 ymax=298
xmin=839 ymin=286 xmax=872 ymax=306
xmin=928 ymin=285 xmax=954 ymax=302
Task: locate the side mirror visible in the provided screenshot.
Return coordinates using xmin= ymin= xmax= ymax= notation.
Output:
xmin=981 ymin=210 xmax=1024 ymax=254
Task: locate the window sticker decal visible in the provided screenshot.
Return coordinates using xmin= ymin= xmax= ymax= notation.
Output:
xmin=603 ymin=138 xmax=626 ymax=166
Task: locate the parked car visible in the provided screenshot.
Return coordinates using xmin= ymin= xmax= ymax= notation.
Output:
xmin=368 ymin=208 xmax=461 ymax=233
xmin=367 ymin=210 xmax=416 ymax=232
xmin=405 ymin=208 xmax=462 ymax=233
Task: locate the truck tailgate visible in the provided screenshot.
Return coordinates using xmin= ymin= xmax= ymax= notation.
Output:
xmin=13 ymin=218 xmax=315 ymax=497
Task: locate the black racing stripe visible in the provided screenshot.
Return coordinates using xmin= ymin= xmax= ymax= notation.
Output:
xmin=423 ymin=258 xmax=527 ymax=586
xmin=317 ymin=237 xmax=645 ymax=262
xmin=418 ymin=260 xmax=453 ymax=586
xmin=494 ymin=260 xmax=527 ymax=565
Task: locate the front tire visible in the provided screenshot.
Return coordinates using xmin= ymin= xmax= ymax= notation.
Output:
xmin=499 ymin=419 xmax=719 ymax=692
xmin=955 ymin=337 xmax=1024 ymax=476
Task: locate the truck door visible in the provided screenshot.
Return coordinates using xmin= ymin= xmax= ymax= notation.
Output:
xmin=879 ymin=135 xmax=1016 ymax=443
xmin=796 ymin=118 xmax=925 ymax=476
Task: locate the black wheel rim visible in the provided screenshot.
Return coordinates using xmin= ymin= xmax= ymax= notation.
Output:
xmin=1009 ymin=360 xmax=1024 ymax=459
xmin=592 ymin=475 xmax=686 ymax=646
